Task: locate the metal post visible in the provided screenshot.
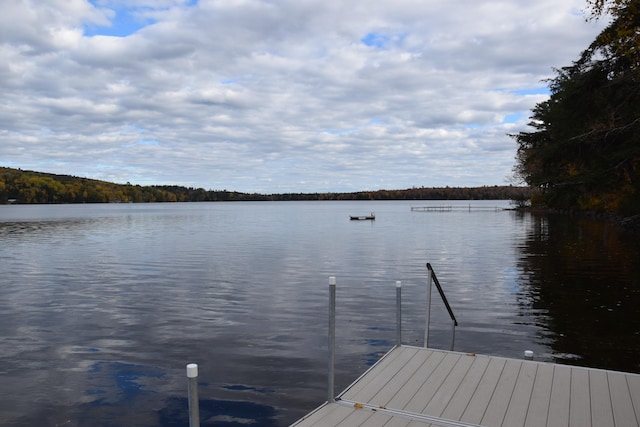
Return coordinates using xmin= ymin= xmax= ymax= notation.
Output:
xmin=186 ymin=363 xmax=200 ymax=427
xmin=450 ymin=320 xmax=456 ymax=351
xmin=328 ymin=276 xmax=336 ymax=403
xmin=395 ymin=281 xmax=402 ymax=346
xmin=425 ymin=269 xmax=433 ymax=348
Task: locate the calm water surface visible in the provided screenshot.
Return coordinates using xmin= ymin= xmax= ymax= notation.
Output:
xmin=0 ymin=201 xmax=639 ymax=426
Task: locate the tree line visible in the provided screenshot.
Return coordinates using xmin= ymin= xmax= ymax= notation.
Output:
xmin=511 ymin=0 xmax=640 ymax=215
xmin=0 ymin=167 xmax=533 ymax=204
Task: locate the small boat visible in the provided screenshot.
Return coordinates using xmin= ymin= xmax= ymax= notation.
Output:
xmin=350 ymin=213 xmax=375 ymax=221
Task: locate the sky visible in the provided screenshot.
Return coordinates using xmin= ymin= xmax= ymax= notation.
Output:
xmin=0 ymin=0 xmax=608 ymax=194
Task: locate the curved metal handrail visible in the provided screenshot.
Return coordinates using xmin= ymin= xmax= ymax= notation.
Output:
xmin=425 ymin=263 xmax=458 ymax=350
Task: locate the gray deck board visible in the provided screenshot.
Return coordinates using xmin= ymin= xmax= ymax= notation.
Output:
xmin=546 ymin=364 xmax=571 ymax=427
xmin=384 ymin=350 xmax=447 ymax=409
xmin=590 ymin=369 xmax=614 ymax=427
xmin=340 ymin=345 xmax=419 ymax=400
xmin=569 ymin=367 xmax=590 ymax=427
xmin=609 ymin=371 xmax=639 ymax=427
xmin=421 ymin=352 xmax=475 ymax=416
xmin=401 ymin=352 xmax=461 ymax=414
xmin=290 ymin=346 xmax=640 ymax=427
xmin=460 ymin=356 xmax=507 ymax=425
xmin=523 ymin=362 xmax=553 ymax=427
xmin=501 ymin=359 xmax=537 ymax=427
xmin=342 ymin=346 xmax=424 ymax=403
xmin=368 ymin=349 xmax=437 ymax=408
xmin=480 ymin=358 xmax=522 ymax=426
xmin=628 ymin=374 xmax=640 ymax=425
xmin=439 ymin=356 xmax=491 ymax=421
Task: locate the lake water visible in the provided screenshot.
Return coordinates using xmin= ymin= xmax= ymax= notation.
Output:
xmin=0 ymin=201 xmax=639 ymax=426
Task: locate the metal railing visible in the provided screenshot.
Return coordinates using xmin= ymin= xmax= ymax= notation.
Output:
xmin=326 ymin=265 xmax=458 ymax=401
xmin=425 ymin=263 xmax=458 ymax=351
xmin=187 ymin=266 xmax=459 ymax=417
xmin=328 ymin=277 xmax=399 ymax=404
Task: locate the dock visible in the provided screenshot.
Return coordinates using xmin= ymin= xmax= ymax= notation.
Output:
xmin=411 ymin=205 xmax=504 ymax=212
xmin=291 ymin=345 xmax=640 ymax=426
xmin=291 ymin=270 xmax=640 ymax=427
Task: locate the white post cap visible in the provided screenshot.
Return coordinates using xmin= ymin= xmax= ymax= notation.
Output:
xmin=396 ymin=281 xmax=402 ymax=288
xmin=186 ymin=363 xmax=198 ymax=378
xmin=329 ymin=276 xmax=336 ymax=285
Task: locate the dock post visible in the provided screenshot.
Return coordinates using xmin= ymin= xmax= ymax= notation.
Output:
xmin=396 ymin=281 xmax=402 ymax=346
xmin=425 ymin=268 xmax=433 ymax=348
xmin=328 ymin=276 xmax=336 ymax=403
xmin=450 ymin=320 xmax=456 ymax=351
xmin=186 ymin=363 xmax=200 ymax=427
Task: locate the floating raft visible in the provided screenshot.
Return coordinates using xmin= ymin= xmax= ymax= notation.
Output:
xmin=291 ymin=345 xmax=640 ymax=426
xmin=350 ymin=213 xmax=375 ymax=220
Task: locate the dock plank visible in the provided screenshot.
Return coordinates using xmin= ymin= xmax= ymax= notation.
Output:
xmin=336 ymin=406 xmax=380 ymax=426
xmin=546 ymin=364 xmax=571 ymax=426
xmin=366 ymin=347 xmax=436 ymax=406
xmin=384 ymin=350 xmax=447 ymax=409
xmin=608 ymin=371 xmax=638 ymax=427
xmin=502 ymin=360 xmax=537 ymax=427
xmin=294 ymin=403 xmax=352 ymax=426
xmin=480 ymin=358 xmax=522 ymax=426
xmin=355 ymin=411 xmax=397 ymax=427
xmin=339 ymin=346 xmax=420 ymax=400
xmin=589 ymin=369 xmax=615 ymax=427
xmin=439 ymin=356 xmax=491 ymax=421
xmin=460 ymin=356 xmax=507 ymax=425
xmin=626 ymin=374 xmax=640 ymax=426
xmin=384 ymin=418 xmax=416 ymax=427
xmin=524 ymin=362 xmax=553 ymax=427
xmin=420 ymin=353 xmax=476 ymax=416
xmin=569 ymin=368 xmax=591 ymax=427
xmin=401 ymin=352 xmax=461 ymax=414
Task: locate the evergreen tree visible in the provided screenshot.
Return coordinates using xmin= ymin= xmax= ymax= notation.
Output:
xmin=512 ymin=0 xmax=640 ymax=214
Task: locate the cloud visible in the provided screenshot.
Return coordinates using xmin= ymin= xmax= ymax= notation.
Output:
xmin=0 ymin=0 xmax=607 ymax=192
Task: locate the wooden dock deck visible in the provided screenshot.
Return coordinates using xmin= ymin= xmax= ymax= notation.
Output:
xmin=291 ymin=345 xmax=640 ymax=427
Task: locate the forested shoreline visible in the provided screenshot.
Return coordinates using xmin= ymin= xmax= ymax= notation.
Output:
xmin=0 ymin=167 xmax=533 ymax=204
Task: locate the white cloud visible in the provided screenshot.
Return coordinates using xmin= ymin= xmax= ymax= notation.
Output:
xmin=0 ymin=0 xmax=607 ymax=192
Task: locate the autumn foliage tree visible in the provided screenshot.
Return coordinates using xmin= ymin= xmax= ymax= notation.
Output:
xmin=512 ymin=0 xmax=640 ymax=214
